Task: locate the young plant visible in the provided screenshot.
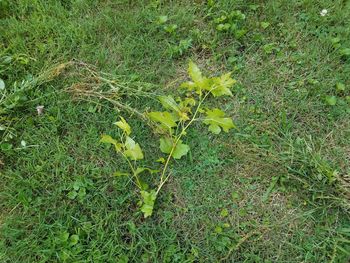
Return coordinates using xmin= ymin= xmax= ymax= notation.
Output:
xmin=214 ymin=10 xmax=247 ymax=39
xmin=101 ymin=61 xmax=236 ymax=218
xmin=168 ymin=38 xmax=193 ymax=58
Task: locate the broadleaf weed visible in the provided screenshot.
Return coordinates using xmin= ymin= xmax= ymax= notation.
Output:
xmin=101 ymin=61 xmax=236 ymax=217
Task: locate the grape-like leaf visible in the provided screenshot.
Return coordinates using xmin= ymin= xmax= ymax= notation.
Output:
xmin=203 ymin=108 xmax=235 ymax=134
xmin=184 ymin=61 xmax=211 ymax=94
xmin=148 ymin=111 xmax=178 ymax=130
xmin=100 ymin=134 xmax=122 ymax=151
xmin=211 ymin=73 xmax=236 ymax=97
xmin=124 ymin=136 xmax=144 ymax=160
xmin=159 ymin=137 xmax=189 ymax=159
xmin=159 ymin=137 xmax=173 ymax=153
xmin=172 ymin=140 xmax=190 ymax=159
xmin=114 ymin=116 xmax=131 ymax=135
xmin=140 ymin=190 xmax=157 ymax=218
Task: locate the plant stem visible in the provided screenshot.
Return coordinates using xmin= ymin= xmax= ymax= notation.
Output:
xmin=156 ymin=91 xmax=211 ymax=195
xmin=120 ymin=151 xmax=142 ymax=190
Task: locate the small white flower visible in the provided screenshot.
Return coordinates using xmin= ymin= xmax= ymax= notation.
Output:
xmin=320 ymin=9 xmax=328 ymax=16
xmin=36 ymin=105 xmax=44 ymax=115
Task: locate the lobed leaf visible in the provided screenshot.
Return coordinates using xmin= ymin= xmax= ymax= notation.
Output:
xmin=124 ymin=136 xmax=144 ymax=160
xmin=148 ymin=111 xmax=178 ymax=130
xmin=172 ymin=140 xmax=190 ymax=159
xmin=203 ymin=108 xmax=235 ymax=134
xmin=140 ymin=190 xmax=157 ymax=218
xmin=183 ymin=61 xmax=211 ymax=94
xmin=210 ymin=72 xmax=236 ymax=97
xmin=183 ymin=61 xmax=235 ymax=97
xmin=159 ymin=137 xmax=173 ymax=154
xmin=159 ymin=137 xmax=189 ymax=159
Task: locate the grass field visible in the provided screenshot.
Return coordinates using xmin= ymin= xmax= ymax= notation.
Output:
xmin=1 ymin=0 xmax=350 ymax=262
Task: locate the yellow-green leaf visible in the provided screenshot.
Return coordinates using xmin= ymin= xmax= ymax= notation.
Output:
xmin=172 ymin=140 xmax=190 ymax=159
xmin=148 ymin=111 xmax=178 ymax=130
xmin=188 ymin=61 xmax=203 ymax=84
xmin=100 ymin=134 xmax=122 ymax=151
xmin=114 ymin=171 xmax=129 ymax=177
xmin=114 ymin=116 xmax=131 ymax=135
xmin=158 ymin=95 xmax=180 ymax=113
xmin=140 ymin=190 xmax=157 ymax=218
xmin=181 ymin=97 xmax=196 ymax=107
xmin=220 ymin=208 xmax=229 ymax=217
xmin=325 ymin=96 xmax=337 ymax=106
xmin=159 ymin=137 xmax=173 ymax=154
xmin=184 ymin=61 xmax=212 ymax=94
xmin=124 ymin=136 xmax=144 ymax=160
xmin=180 ymin=81 xmax=196 ymax=91
xmin=203 ymin=108 xmax=235 ymax=134
xmin=158 ymin=96 xmax=191 ymax=121
xmin=156 ymin=157 xmax=166 ymax=163
xmin=211 ymin=73 xmax=236 ymax=97
xmin=159 ymin=137 xmax=189 ymax=159
xmin=100 ymin=134 xmax=116 ymax=144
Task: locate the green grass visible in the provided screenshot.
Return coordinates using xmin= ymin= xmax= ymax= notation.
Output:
xmin=1 ymin=0 xmax=350 ymax=262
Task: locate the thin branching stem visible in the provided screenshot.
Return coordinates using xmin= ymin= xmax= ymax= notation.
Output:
xmin=156 ymin=91 xmax=211 ymax=195
xmin=120 ymin=151 xmax=142 ymax=189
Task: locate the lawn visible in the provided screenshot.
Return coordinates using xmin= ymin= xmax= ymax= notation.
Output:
xmin=1 ymin=0 xmax=350 ymax=262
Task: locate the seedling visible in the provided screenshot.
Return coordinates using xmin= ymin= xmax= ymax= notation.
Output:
xmin=164 ymin=24 xmax=178 ymax=34
xmin=168 ymin=38 xmax=193 ymax=58
xmin=260 ymin=22 xmax=270 ymax=29
xmin=157 ymin=15 xmax=168 ymax=25
xmin=213 ymin=10 xmax=247 ymax=39
xmin=325 ymin=95 xmax=337 ymax=106
xmin=101 ymin=61 xmax=236 ymax=217
xmin=336 ymin=82 xmax=346 ymax=92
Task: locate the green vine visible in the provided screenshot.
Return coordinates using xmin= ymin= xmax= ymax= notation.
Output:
xmin=101 ymin=61 xmax=236 ymax=217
